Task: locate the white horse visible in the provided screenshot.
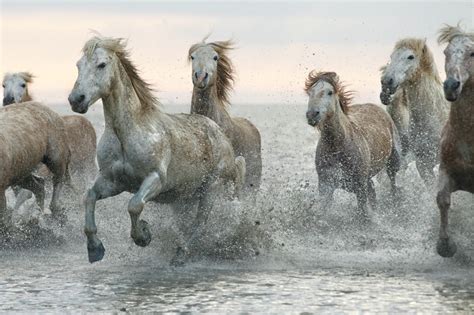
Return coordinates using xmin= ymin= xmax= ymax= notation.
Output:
xmin=68 ymin=36 xmax=245 ymax=265
xmin=380 ymin=38 xmax=449 ymax=186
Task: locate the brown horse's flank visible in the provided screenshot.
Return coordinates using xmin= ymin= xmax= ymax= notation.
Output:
xmin=435 ymin=24 xmax=474 ymax=258
xmin=306 ymin=71 xmax=401 ymax=219
xmin=0 ymin=102 xmax=70 ymax=228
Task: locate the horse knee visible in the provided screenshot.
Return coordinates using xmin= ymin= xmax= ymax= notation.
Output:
xmin=436 ymin=191 xmax=450 ymax=211
xmin=128 ymin=195 xmax=144 ymax=216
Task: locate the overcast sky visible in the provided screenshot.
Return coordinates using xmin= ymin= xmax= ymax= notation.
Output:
xmin=1 ymin=1 xmax=472 ymax=107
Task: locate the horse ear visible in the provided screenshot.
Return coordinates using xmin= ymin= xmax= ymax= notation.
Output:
xmin=422 ymin=38 xmax=427 ymax=54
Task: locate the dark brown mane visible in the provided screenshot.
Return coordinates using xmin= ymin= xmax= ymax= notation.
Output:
xmin=305 ymin=70 xmax=353 ymax=113
xmin=188 ymin=39 xmax=235 ymax=108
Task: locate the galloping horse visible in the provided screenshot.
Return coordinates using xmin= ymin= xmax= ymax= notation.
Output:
xmin=305 ymin=71 xmax=401 ymax=220
xmin=68 ymin=36 xmax=245 ymax=265
xmin=0 ymin=102 xmax=70 ymax=231
xmin=435 ymin=24 xmax=474 ymax=257
xmin=2 ymin=72 xmax=97 ymax=209
xmin=188 ymin=38 xmax=262 ymax=197
xmin=380 ymin=38 xmax=449 ymax=186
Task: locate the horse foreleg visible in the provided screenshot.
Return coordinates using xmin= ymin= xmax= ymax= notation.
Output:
xmin=355 ymin=181 xmax=369 ymax=223
xmin=367 ymin=179 xmax=377 ymax=211
xmin=436 ymin=168 xmax=457 ymax=257
xmin=128 ymin=172 xmax=162 ymax=248
xmin=16 ymin=175 xmax=45 ymax=211
xmin=85 ymin=175 xmax=123 ymax=263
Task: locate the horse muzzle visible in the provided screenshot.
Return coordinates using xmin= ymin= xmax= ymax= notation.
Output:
xmin=443 ymin=77 xmax=461 ymax=102
xmin=68 ymin=93 xmax=89 ymax=113
xmin=306 ymin=110 xmax=320 ymax=127
xmin=2 ymin=95 xmax=15 ymax=106
xmin=379 ymin=90 xmax=393 ymax=105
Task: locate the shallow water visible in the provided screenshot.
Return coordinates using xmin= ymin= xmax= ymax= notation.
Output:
xmin=1 ymin=104 xmax=473 ymax=313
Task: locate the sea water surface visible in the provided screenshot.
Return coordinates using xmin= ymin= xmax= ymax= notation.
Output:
xmin=1 ymin=104 xmax=473 ymax=313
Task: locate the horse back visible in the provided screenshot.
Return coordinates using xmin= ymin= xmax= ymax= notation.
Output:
xmin=62 ymin=115 xmax=97 ymax=168
xmin=348 ymin=103 xmax=399 ymax=175
xmin=0 ymin=102 xmax=68 ymax=186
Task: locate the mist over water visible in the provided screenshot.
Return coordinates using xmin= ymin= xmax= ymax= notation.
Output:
xmin=1 ymin=104 xmax=473 ymax=312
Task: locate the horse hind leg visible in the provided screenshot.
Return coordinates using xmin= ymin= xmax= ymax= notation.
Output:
xmin=387 ymin=147 xmax=402 ymax=199
xmin=436 ymin=169 xmax=457 ymax=257
xmin=15 ymin=175 xmax=45 ymax=211
xmin=128 ymin=172 xmax=163 ymax=248
xmin=0 ymin=189 xmax=11 ymax=232
xmin=171 ymin=182 xmax=215 ymax=267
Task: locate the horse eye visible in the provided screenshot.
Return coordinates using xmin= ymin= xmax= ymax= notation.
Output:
xmin=213 ymin=56 xmax=218 ymax=61
xmin=97 ymin=63 xmax=106 ymax=69
xmin=470 ymin=52 xmax=474 ymax=57
xmin=21 ymin=84 xmax=26 ymax=88
xmin=408 ymin=55 xmax=414 ymax=60
xmin=328 ymin=91 xmax=333 ymax=96
xmin=191 ymin=56 xmax=194 ymax=60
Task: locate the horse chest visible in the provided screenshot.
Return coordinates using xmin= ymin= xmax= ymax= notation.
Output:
xmin=97 ymin=130 xmax=153 ymax=187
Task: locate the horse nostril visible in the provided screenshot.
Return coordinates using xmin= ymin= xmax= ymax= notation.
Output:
xmin=204 ymin=72 xmax=208 ymax=80
xmin=388 ymin=78 xmax=393 ymax=85
xmin=79 ymin=95 xmax=85 ymax=102
xmin=453 ymin=80 xmax=460 ymax=89
xmin=194 ymin=72 xmax=198 ymax=79
xmin=306 ymin=111 xmax=319 ymax=119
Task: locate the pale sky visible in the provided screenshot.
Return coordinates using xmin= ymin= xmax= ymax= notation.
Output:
xmin=1 ymin=1 xmax=472 ymax=107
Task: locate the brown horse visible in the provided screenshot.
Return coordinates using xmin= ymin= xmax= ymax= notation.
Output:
xmin=0 ymin=102 xmax=70 ymax=230
xmin=305 ymin=71 xmax=401 ymax=220
xmin=435 ymin=24 xmax=474 ymax=257
xmin=2 ymin=72 xmax=97 ymax=208
xmin=188 ymin=38 xmax=262 ymax=197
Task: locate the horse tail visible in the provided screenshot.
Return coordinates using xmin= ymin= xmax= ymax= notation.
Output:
xmin=233 ymin=156 xmax=246 ymax=198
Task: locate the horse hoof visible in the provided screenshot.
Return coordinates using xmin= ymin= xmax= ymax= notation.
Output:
xmin=132 ymin=220 xmax=152 ymax=247
xmin=87 ymin=240 xmax=105 ymax=263
xmin=437 ymin=237 xmax=457 ymax=258
xmin=170 ymin=247 xmax=187 ymax=267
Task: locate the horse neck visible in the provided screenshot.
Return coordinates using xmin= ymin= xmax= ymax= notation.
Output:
xmin=404 ymin=72 xmax=444 ymax=116
xmin=102 ymin=66 xmax=154 ymax=137
xmin=320 ymin=103 xmax=350 ymax=149
xmin=191 ymin=85 xmax=231 ymax=128
xmin=449 ymin=78 xmax=474 ymax=135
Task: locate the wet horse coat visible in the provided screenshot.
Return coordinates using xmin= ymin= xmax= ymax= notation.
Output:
xmin=435 ymin=24 xmax=474 ymax=257
xmin=305 ymin=71 xmax=401 ymax=219
xmin=68 ymin=36 xmax=245 ymax=265
xmin=0 ymin=102 xmax=70 ymax=229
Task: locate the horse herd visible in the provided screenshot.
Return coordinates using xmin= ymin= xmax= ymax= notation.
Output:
xmin=1 ymin=24 xmax=473 ymax=265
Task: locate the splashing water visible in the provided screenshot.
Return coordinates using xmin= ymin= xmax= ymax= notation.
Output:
xmin=1 ymin=104 xmax=473 ymax=312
